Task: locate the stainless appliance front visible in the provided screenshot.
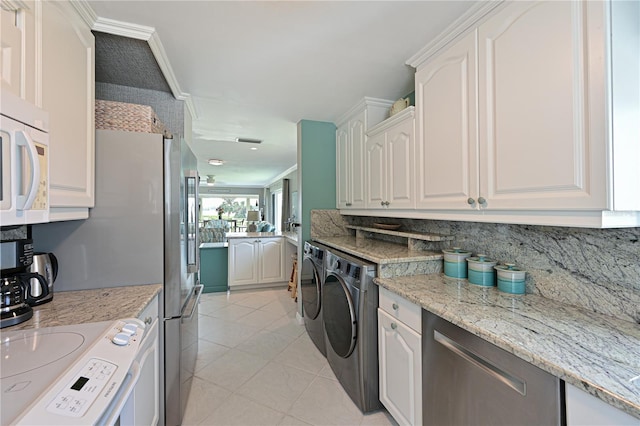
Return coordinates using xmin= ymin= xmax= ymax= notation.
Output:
xmin=301 ymin=241 xmax=327 ymax=356
xmin=422 ymin=310 xmax=563 ymax=425
xmin=322 ymin=248 xmax=381 ymax=413
xmin=32 ymin=129 xmax=200 ymax=426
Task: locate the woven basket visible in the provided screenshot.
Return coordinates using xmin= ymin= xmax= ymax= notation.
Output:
xmin=95 ymin=99 xmax=167 ymax=135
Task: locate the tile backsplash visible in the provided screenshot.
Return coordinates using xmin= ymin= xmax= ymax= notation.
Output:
xmin=311 ymin=210 xmax=640 ymax=324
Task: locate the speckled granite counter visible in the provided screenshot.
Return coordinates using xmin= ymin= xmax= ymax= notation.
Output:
xmin=4 ymin=284 xmax=162 ymax=331
xmin=313 ymin=236 xmax=442 ymax=264
xmin=375 ymin=274 xmax=640 ymax=419
xmin=226 ymin=231 xmax=299 ymax=247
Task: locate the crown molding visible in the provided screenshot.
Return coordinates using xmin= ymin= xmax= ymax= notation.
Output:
xmin=70 ymin=0 xmax=96 ymax=28
xmin=406 ymin=0 xmax=505 ymax=69
xmin=90 ymin=16 xmax=198 ymax=120
xmin=1 ymin=0 xmax=29 ymax=11
xmin=267 ymin=164 xmax=298 ymax=188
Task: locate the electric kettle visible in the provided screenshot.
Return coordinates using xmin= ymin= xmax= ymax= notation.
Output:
xmin=27 ymin=252 xmax=58 ymax=305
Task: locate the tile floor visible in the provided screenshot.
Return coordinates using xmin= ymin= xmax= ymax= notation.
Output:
xmin=183 ymin=287 xmax=397 ymax=426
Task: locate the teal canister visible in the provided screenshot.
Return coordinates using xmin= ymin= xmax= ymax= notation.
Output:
xmin=443 ymin=248 xmax=472 ymax=279
xmin=495 ymin=263 xmax=527 ymax=294
xmin=466 ymin=255 xmax=497 ymax=286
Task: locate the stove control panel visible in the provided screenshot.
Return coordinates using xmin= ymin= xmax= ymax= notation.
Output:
xmin=46 ymin=358 xmax=117 ymax=417
xmin=15 ymin=318 xmax=146 ymax=425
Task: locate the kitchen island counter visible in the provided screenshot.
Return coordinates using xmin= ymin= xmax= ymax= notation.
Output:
xmin=6 ymin=284 xmax=162 ymax=331
xmin=375 ymin=273 xmax=640 ymax=419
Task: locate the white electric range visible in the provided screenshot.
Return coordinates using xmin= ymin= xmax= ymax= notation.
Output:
xmin=0 ymin=318 xmax=149 ymax=425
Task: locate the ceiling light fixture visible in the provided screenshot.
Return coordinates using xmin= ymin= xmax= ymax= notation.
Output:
xmin=235 ymin=137 xmax=262 ymax=144
xmin=250 ymin=147 xmax=258 ymax=151
xmin=208 ymin=159 xmax=224 ymax=166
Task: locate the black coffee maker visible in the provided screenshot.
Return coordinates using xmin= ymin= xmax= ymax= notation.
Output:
xmin=0 ymin=239 xmax=49 ymax=328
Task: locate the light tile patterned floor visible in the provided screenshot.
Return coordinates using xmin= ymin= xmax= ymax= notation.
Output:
xmin=183 ymin=287 xmax=397 ymax=426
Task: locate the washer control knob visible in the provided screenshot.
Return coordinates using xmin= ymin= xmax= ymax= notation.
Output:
xmin=112 ymin=332 xmax=130 ymax=346
xmin=121 ymin=323 xmax=138 ymax=336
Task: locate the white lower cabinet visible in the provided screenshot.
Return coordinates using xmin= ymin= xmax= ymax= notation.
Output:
xmin=378 ymin=287 xmax=422 ymax=426
xmin=565 ymin=383 xmax=638 ymax=426
xmin=228 ymin=237 xmax=286 ymax=288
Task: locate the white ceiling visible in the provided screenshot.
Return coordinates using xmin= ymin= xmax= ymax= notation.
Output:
xmin=87 ymin=1 xmax=477 ymax=187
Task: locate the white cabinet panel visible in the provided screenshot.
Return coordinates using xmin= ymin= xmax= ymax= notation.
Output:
xmin=365 ymin=132 xmax=385 ymax=209
xmin=365 ymin=108 xmax=415 ymax=210
xmin=336 ymin=125 xmax=350 ymax=208
xmin=41 ymin=0 xmax=95 ymax=218
xmin=378 ymin=308 xmax=422 ymax=426
xmin=478 ymin=1 xmax=606 ymax=210
xmin=259 ymin=238 xmax=285 ymax=284
xmin=0 ymin=1 xmax=38 ymax=104
xmin=566 ymin=383 xmax=638 ymax=426
xmin=415 ymin=31 xmax=478 ymax=210
xmin=336 ymin=98 xmax=393 ymax=209
xmin=386 ymin=114 xmax=415 ymax=209
xmin=229 ymin=237 xmax=285 ymax=288
xmin=229 ymin=239 xmax=259 ymax=287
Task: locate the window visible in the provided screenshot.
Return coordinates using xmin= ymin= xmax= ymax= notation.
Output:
xmin=201 ymin=196 xmax=258 ymax=221
xmin=272 ymin=190 xmax=283 ymax=230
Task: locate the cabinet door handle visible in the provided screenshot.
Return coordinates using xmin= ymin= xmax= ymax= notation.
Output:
xmin=391 ymin=323 xmax=397 ymax=330
xmin=346 ymin=203 xmax=352 ymax=206
xmin=380 ymin=201 xmax=385 ymax=206
xmin=392 ymin=303 xmax=399 ymax=310
xmin=385 ymin=201 xmax=390 ymax=206
xmin=434 ymin=330 xmax=525 ymax=395
xmin=478 ymin=197 xmax=487 ymax=205
xmin=467 ymin=198 xmax=475 ymax=205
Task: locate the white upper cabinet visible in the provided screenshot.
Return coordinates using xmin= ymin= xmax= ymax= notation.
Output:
xmin=477 ymin=1 xmax=606 ymax=211
xmin=336 ymin=98 xmax=393 ymax=209
xmin=415 ymin=31 xmax=478 ymax=210
xmin=41 ymin=0 xmax=95 ymax=220
xmin=1 ymin=1 xmax=38 ymax=105
xmin=407 ymin=0 xmax=640 ymax=227
xmin=336 ymin=111 xmax=366 ymax=209
xmin=1 ymin=0 xmax=95 ymax=223
xmin=365 ymin=108 xmax=415 ymax=210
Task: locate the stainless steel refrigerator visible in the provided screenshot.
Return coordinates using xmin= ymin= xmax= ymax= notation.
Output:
xmin=32 ymin=129 xmax=201 ymax=426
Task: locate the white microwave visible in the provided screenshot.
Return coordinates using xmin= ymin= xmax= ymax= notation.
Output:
xmin=0 ymin=91 xmax=50 ymax=226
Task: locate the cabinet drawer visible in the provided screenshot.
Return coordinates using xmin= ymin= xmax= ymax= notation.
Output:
xmin=379 ymin=286 xmax=421 ymax=333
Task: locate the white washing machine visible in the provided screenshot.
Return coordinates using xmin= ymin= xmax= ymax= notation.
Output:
xmin=322 ymin=248 xmax=382 ymax=413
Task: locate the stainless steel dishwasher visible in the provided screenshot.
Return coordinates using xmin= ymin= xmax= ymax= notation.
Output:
xmin=422 ymin=310 xmax=563 ymax=425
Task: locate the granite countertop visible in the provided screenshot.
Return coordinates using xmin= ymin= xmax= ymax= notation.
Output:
xmin=375 ymin=274 xmax=640 ymax=419
xmin=5 ymin=284 xmax=163 ymax=331
xmin=226 ymin=231 xmax=299 ymax=245
xmin=314 ymin=236 xmax=442 ymax=264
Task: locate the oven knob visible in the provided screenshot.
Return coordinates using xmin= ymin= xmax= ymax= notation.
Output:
xmin=121 ymin=323 xmax=138 ymax=336
xmin=112 ymin=332 xmax=131 ymax=346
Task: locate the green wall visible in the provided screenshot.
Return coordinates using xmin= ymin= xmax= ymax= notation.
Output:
xmin=297 ymin=120 xmax=337 ymax=243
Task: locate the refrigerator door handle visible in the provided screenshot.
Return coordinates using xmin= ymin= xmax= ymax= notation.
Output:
xmin=184 ymin=284 xmax=203 ymax=321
